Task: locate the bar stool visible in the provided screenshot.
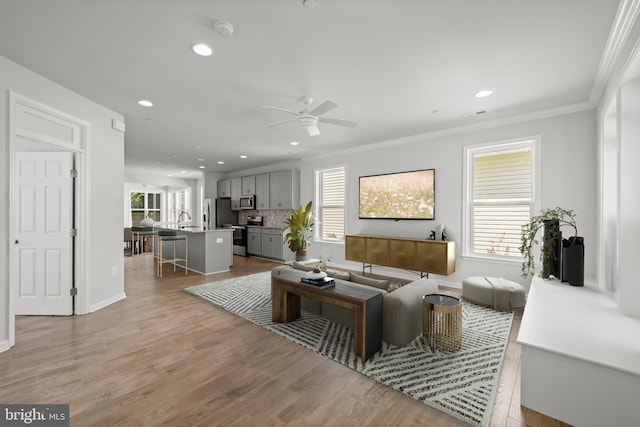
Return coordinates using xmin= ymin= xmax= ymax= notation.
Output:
xmin=157 ymin=230 xmax=188 ymax=277
xmin=131 ymin=226 xmax=156 ymax=255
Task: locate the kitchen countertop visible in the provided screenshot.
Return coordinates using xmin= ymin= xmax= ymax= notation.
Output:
xmin=154 ymin=224 xmax=233 ymax=233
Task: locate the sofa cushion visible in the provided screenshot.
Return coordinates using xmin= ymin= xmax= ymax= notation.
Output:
xmin=383 ymin=277 xmax=438 ymax=347
xmin=349 ymin=273 xmax=390 ymax=291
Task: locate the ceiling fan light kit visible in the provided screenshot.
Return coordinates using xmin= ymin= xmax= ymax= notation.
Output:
xmin=261 ymin=96 xmax=357 ymax=136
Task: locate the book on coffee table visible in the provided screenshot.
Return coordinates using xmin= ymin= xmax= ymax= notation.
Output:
xmin=301 ymin=277 xmax=335 ymax=289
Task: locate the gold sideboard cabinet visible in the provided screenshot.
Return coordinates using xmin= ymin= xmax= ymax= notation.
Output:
xmin=345 ymin=234 xmax=455 ymax=276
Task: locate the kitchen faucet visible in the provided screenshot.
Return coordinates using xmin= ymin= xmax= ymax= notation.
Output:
xmin=178 ymin=210 xmax=191 ymax=223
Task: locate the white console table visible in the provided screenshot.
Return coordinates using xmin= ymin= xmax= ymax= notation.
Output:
xmin=518 ymin=277 xmax=640 ymax=427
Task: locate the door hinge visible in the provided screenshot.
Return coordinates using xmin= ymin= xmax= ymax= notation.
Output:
xmin=70 ymin=169 xmax=78 ymax=178
xmin=70 ymin=288 xmax=77 ymax=296
xmin=70 ymin=228 xmax=78 ymax=237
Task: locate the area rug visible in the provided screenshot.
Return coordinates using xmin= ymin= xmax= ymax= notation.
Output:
xmin=185 ymin=272 xmax=514 ymax=427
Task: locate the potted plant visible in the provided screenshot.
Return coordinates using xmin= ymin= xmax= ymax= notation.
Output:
xmin=282 ymin=201 xmax=314 ymax=261
xmin=519 ymin=207 xmax=583 ymax=285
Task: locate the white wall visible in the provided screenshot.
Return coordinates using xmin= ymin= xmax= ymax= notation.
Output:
xmin=306 ymin=110 xmax=597 ymax=290
xmin=596 ymin=10 xmax=640 ymax=318
xmin=227 ymin=109 xmax=597 ymax=291
xmin=1 ymin=54 xmax=125 ymax=350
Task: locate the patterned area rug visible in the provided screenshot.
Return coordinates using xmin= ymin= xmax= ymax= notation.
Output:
xmin=185 ymin=272 xmax=514 ymax=427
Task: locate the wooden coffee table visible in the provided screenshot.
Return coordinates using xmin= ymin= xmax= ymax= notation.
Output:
xmin=271 ymin=273 xmax=383 ymax=362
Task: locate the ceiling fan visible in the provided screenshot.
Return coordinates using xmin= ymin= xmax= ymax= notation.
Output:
xmin=261 ymin=96 xmax=358 ymax=136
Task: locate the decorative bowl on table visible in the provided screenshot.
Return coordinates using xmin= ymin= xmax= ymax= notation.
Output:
xmin=305 ymin=268 xmax=328 ymax=280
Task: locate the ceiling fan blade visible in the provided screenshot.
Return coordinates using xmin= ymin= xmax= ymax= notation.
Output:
xmin=318 ymin=117 xmax=358 ymax=128
xmin=307 ymin=125 xmax=320 ymax=136
xmin=260 ymin=105 xmax=300 ymax=116
xmin=309 ymin=100 xmax=338 ymax=116
xmin=264 ymin=118 xmax=298 ymax=127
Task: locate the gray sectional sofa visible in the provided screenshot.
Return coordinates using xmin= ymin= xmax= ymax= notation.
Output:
xmin=271 ymin=262 xmax=438 ymax=347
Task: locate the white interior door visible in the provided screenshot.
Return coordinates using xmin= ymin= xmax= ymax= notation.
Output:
xmin=13 ymin=152 xmax=73 ymax=315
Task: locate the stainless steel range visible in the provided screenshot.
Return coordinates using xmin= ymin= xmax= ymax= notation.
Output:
xmin=231 ymin=225 xmax=247 ymax=256
xmin=231 ymin=215 xmax=263 ymax=256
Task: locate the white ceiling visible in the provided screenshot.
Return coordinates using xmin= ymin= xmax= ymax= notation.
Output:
xmin=0 ymin=0 xmax=621 ymax=177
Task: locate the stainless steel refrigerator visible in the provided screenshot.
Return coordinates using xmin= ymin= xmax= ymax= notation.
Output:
xmin=203 ymin=198 xmax=238 ymax=229
xmin=214 ymin=198 xmax=238 ymax=228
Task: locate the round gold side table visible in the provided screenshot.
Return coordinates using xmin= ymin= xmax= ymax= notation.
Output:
xmin=422 ymin=293 xmax=462 ymax=352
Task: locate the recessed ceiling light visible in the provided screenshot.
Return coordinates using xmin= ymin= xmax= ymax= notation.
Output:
xmin=192 ymin=43 xmax=213 ymax=56
xmin=137 ymin=99 xmax=153 ymax=107
xmin=217 ymin=161 xmax=224 ymax=165
xmin=180 ymin=171 xmax=187 ymax=173
xmin=240 ymin=155 xmax=247 ymax=159
xmin=290 ymin=141 xmax=300 ymax=146
xmin=475 ymin=90 xmax=493 ymax=98
xmin=303 ymin=0 xmax=317 ymax=8
xmin=199 ymin=165 xmax=206 ymax=169
xmin=194 ymin=157 xmax=206 ymax=162
xmin=167 ymin=174 xmax=173 ymax=177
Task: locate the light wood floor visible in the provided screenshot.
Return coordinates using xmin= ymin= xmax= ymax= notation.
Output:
xmin=0 ymin=254 xmax=569 ymax=426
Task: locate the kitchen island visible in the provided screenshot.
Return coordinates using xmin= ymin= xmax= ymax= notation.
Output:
xmin=153 ymin=225 xmax=233 ymax=275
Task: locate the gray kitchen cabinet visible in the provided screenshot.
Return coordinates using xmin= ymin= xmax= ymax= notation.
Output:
xmin=247 ymin=227 xmax=283 ymax=260
xmin=269 ymin=169 xmax=300 ymax=209
xmin=261 ymin=228 xmax=282 ymax=259
xmin=247 ymin=228 xmax=261 ymax=255
xmin=241 ymin=175 xmax=256 ymax=195
xmin=230 ymin=178 xmax=241 ymax=210
xmin=217 ymin=179 xmax=231 ymax=198
xmin=255 ymin=173 xmax=270 ymax=209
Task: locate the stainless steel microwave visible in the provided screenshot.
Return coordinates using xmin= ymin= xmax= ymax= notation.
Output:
xmin=239 ymin=194 xmax=255 ymax=210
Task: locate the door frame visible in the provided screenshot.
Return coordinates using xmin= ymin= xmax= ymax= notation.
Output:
xmin=8 ymin=91 xmax=90 ymax=347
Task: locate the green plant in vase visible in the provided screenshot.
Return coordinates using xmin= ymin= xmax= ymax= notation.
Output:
xmin=282 ymin=201 xmax=314 ymax=261
xmin=519 ymin=207 xmax=578 ymax=279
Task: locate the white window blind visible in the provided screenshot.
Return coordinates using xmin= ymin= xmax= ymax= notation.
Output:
xmin=316 ymin=167 xmax=345 ymax=242
xmin=469 ymin=144 xmax=534 ymax=258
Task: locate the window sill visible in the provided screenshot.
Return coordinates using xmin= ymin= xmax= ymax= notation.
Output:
xmin=314 ymin=239 xmax=345 ymax=246
xmin=461 ymin=253 xmax=523 ymax=266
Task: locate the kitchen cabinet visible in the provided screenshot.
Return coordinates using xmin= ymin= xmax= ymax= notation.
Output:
xmin=230 ymin=178 xmax=241 ymax=210
xmin=255 ymin=173 xmax=270 ymax=209
xmin=261 ymin=228 xmax=283 ymax=259
xmin=269 ymin=169 xmax=300 ymax=210
xmin=241 ymin=175 xmax=256 ymax=195
xmin=247 ymin=227 xmax=261 ymax=255
xmin=247 ymin=227 xmax=284 ymax=260
xmin=217 ymin=179 xmax=231 ymax=198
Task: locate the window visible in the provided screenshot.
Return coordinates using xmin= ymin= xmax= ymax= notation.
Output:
xmin=167 ymin=188 xmax=190 ymax=223
xmin=463 ymin=137 xmax=539 ymax=260
xmin=130 ymin=191 xmax=162 ymax=225
xmin=315 ymin=167 xmax=345 ymax=243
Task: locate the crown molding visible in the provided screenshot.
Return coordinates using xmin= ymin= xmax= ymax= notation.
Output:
xmin=301 ymin=102 xmax=593 ymax=162
xmin=589 ymin=0 xmax=640 ymax=105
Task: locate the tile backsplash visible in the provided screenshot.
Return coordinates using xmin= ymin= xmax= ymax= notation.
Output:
xmin=239 ymin=209 xmax=291 ymax=228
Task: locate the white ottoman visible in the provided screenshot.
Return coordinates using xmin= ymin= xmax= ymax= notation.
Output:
xmin=462 ymin=276 xmax=526 ymax=311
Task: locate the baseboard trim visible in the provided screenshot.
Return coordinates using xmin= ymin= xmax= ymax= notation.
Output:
xmin=89 ymin=292 xmax=126 ymax=313
xmin=0 ymin=340 xmax=10 ymax=354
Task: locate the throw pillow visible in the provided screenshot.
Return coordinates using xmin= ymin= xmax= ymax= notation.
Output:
xmin=325 ymin=269 xmax=350 ymax=281
xmin=349 ymin=273 xmax=390 ymax=291
xmin=292 ymin=261 xmax=316 ymax=272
